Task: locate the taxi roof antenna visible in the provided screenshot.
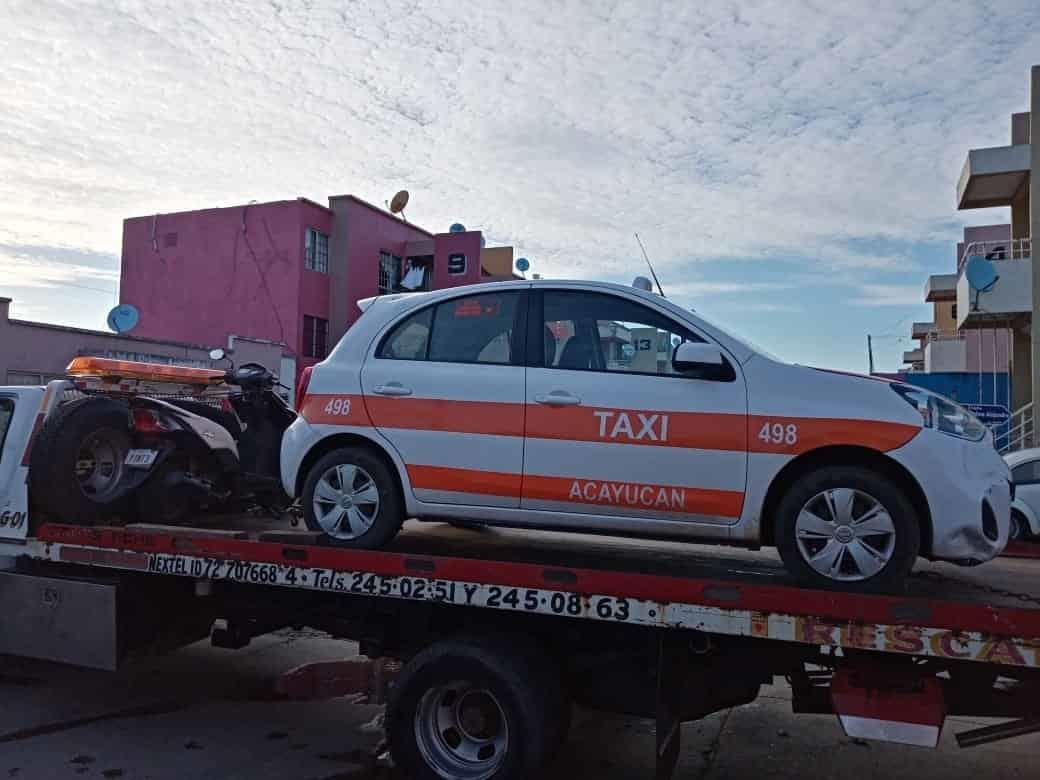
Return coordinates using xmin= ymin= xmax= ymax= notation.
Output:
xmin=634 ymin=233 xmax=665 ymax=297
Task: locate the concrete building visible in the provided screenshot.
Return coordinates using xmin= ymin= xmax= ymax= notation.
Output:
xmin=945 ymin=65 xmax=1039 ymax=437
xmin=120 ymin=195 xmax=517 ymax=377
xmin=908 ymin=225 xmax=1012 ymax=376
xmin=0 ymin=296 xmax=285 ymax=393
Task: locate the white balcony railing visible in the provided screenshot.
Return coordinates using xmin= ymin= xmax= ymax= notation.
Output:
xmin=999 ymin=402 xmax=1034 ymax=454
xmin=958 ymin=238 xmax=1032 ymax=272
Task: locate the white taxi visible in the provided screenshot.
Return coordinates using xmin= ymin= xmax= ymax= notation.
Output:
xmin=281 ymin=280 xmax=1011 ymax=591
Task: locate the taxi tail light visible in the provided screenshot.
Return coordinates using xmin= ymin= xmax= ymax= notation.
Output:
xmin=296 ymin=366 xmax=313 ymax=412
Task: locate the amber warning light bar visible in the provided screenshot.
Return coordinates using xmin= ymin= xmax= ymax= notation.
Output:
xmin=66 ymin=357 xmax=226 ymax=386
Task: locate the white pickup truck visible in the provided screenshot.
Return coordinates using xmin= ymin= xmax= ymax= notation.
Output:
xmin=0 ymin=383 xmax=60 ymax=545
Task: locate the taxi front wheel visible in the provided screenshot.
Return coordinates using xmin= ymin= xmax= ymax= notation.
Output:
xmin=774 ymin=465 xmax=920 ymax=593
xmin=302 ymin=446 xmax=404 ymax=548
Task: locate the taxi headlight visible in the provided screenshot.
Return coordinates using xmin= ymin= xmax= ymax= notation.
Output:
xmin=891 ymin=384 xmax=987 ymax=442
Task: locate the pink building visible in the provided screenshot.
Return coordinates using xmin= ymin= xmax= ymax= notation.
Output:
xmin=120 ymin=195 xmax=515 ymax=375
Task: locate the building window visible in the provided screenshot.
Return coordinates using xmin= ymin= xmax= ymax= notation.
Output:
xmin=303 ymin=315 xmax=329 ymax=359
xmin=448 ymin=253 xmax=467 ymax=275
xmin=379 ymin=251 xmax=402 ymax=294
xmin=401 ymin=256 xmax=433 ymax=291
xmin=6 ymin=371 xmax=66 ymax=385
xmin=305 ymin=228 xmax=329 ymax=273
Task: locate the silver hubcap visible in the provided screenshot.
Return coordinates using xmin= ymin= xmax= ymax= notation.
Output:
xmin=74 ymin=428 xmax=129 ymax=501
xmin=415 ymin=683 xmax=508 ymax=780
xmin=795 ymin=487 xmax=897 ymax=582
xmin=312 ymin=464 xmax=380 ymax=540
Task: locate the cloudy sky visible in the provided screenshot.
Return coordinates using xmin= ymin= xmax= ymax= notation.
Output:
xmin=2 ymin=1 xmax=1039 ymax=371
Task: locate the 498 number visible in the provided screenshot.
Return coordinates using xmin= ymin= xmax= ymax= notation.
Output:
xmin=758 ymin=421 xmax=798 ymax=446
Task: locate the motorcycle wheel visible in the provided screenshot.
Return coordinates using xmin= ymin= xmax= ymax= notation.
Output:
xmin=29 ymin=396 xmax=134 ymax=526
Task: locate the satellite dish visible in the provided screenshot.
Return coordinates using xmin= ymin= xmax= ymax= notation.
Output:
xmin=449 ymin=222 xmax=466 ymax=233
xmin=965 ymin=256 xmax=998 ymax=291
xmin=965 ymin=255 xmax=999 ymax=313
xmin=516 ymin=257 xmax=530 ymax=273
xmin=389 ymin=190 xmax=409 ymax=214
xmin=106 ymin=304 xmax=140 ymax=334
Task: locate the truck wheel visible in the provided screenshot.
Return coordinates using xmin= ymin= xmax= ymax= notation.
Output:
xmin=387 ymin=636 xmax=562 ymax=779
xmin=301 ymin=446 xmax=404 ymax=548
xmin=775 ymin=465 xmax=920 ymax=593
xmin=29 ymin=396 xmax=133 ymax=525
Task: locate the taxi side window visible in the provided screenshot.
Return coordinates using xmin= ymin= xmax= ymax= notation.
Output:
xmin=429 ymin=292 xmax=520 ymax=364
xmin=378 ymin=292 xmax=521 ymax=365
xmin=541 ymin=291 xmax=703 ymax=377
xmin=378 ymin=307 xmax=432 ymax=360
xmin=1013 ymin=460 xmax=1040 ymax=484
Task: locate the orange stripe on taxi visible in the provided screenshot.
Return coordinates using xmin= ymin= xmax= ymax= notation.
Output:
xmin=406 ymin=465 xmax=744 ymax=518
xmin=747 ymin=415 xmax=920 ymax=455
xmin=408 ymin=464 xmax=523 ymax=497
xmin=303 ymin=394 xmax=920 ymax=455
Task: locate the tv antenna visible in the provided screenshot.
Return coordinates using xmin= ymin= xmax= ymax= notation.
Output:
xmin=387 ymin=190 xmax=409 ymax=221
xmin=634 ymin=233 xmax=665 ymax=296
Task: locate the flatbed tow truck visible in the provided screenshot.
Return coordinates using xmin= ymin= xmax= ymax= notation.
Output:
xmin=3 ymin=386 xmax=1040 ymax=778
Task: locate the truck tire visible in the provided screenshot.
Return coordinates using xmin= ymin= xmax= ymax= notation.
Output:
xmin=29 ymin=396 xmax=133 ymax=526
xmin=301 ymin=446 xmax=404 ymax=548
xmin=387 ymin=636 xmax=563 ymax=779
xmin=775 ymin=465 xmax=920 ymax=593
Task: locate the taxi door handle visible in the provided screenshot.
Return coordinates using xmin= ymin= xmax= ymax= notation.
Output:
xmin=373 ymin=383 xmax=413 ymax=397
xmin=534 ymin=392 xmax=581 ymax=406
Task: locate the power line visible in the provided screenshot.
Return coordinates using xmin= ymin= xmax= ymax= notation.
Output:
xmin=42 ymin=280 xmax=117 ymax=295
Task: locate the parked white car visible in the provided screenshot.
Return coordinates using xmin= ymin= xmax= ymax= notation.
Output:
xmin=280 ymin=279 xmax=1011 ymax=591
xmin=1004 ymin=448 xmax=1040 ymax=540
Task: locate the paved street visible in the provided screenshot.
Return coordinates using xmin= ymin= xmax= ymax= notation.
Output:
xmin=2 ymin=629 xmax=1037 ymax=780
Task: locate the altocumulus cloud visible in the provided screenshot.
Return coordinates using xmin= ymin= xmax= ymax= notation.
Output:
xmin=1 ymin=0 xmax=1038 ymax=357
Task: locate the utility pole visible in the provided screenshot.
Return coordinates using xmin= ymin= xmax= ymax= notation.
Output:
xmin=867 ymin=334 xmax=875 ymax=375
xmin=1031 ymin=65 xmax=1040 ymax=447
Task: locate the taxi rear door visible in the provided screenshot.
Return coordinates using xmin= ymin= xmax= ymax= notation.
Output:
xmin=360 ymin=288 xmax=528 ymax=508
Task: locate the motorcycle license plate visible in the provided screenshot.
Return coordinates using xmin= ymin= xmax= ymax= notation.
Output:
xmin=125 ymin=449 xmax=158 ymax=468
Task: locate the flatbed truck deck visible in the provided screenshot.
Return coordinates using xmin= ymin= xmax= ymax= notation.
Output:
xmin=3 ymin=516 xmax=1040 ymax=778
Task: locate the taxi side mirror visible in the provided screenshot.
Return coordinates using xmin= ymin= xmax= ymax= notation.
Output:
xmin=672 ymin=342 xmax=735 ymax=381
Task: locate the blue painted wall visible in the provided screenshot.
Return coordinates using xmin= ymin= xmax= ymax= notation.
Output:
xmin=893 ymin=372 xmax=1011 ymax=448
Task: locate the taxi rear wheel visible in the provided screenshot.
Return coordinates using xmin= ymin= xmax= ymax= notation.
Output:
xmin=302 ymin=446 xmax=404 ymax=548
xmin=1010 ymin=510 xmax=1028 ymax=541
xmin=775 ymin=465 xmax=920 ymax=593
